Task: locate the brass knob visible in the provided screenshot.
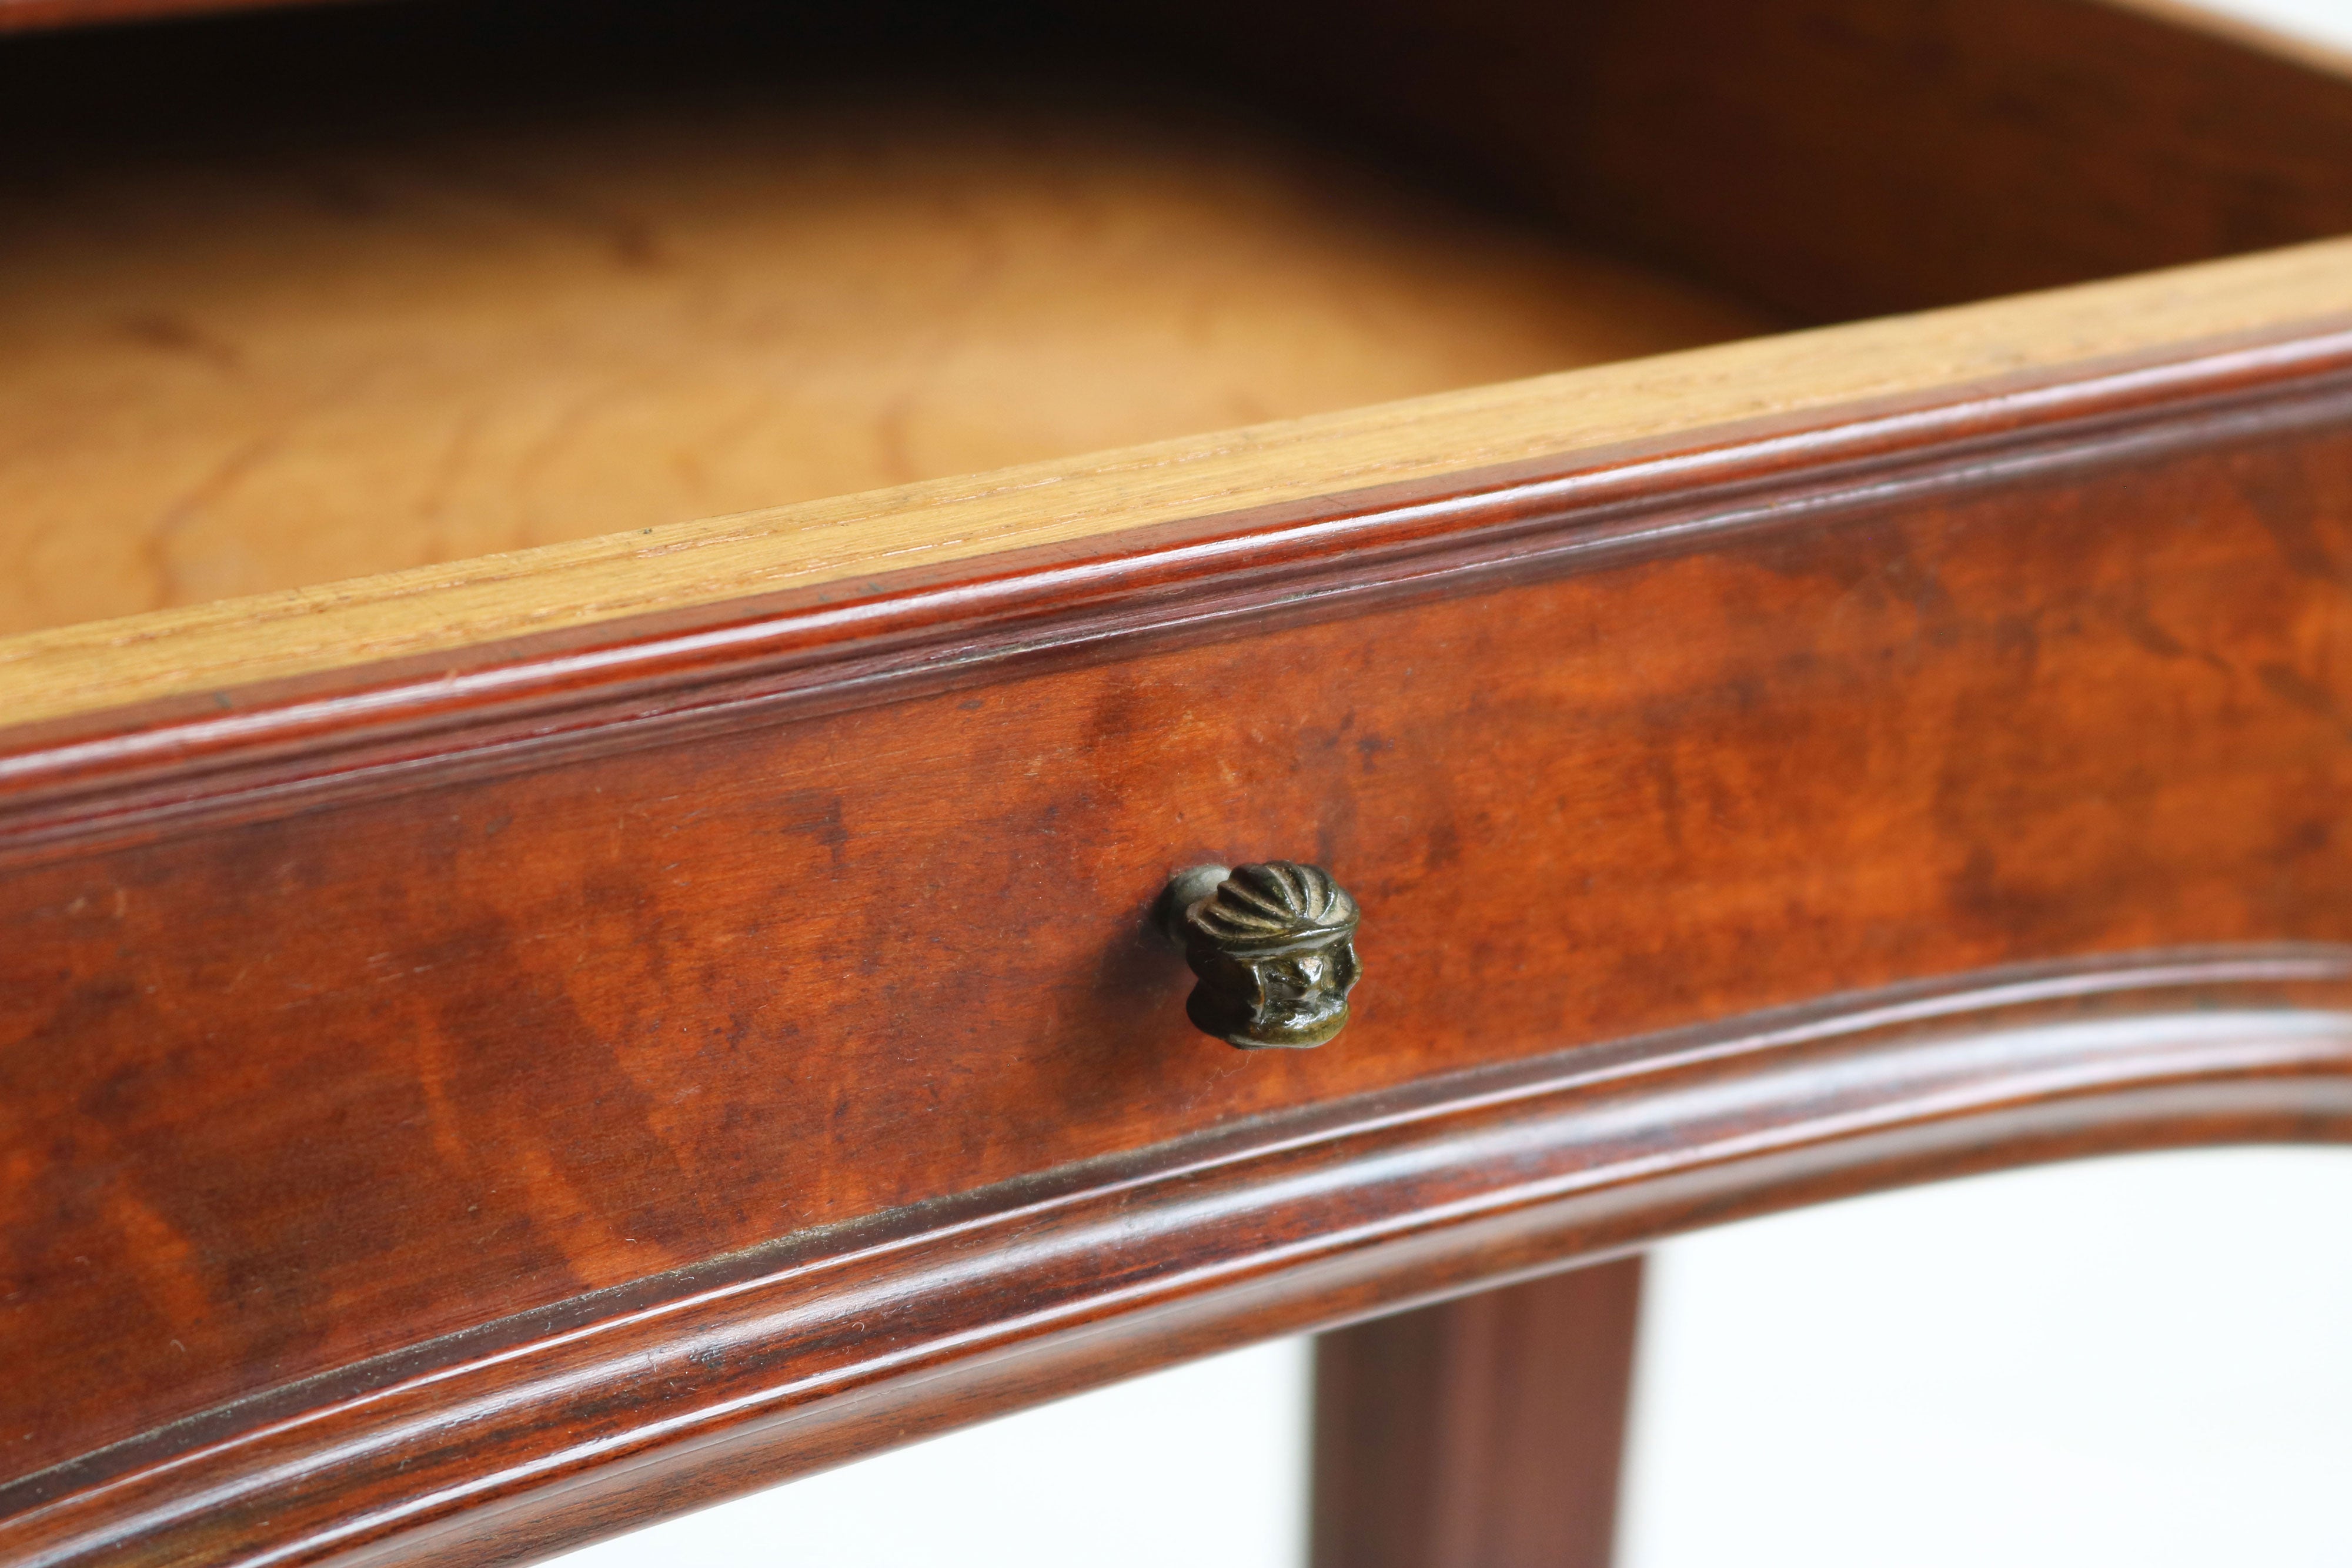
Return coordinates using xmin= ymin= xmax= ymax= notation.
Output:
xmin=1157 ymin=861 xmax=1363 ymax=1049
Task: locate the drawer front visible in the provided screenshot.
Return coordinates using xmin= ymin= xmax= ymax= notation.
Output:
xmin=10 ymin=377 xmax=2352 ymax=1487
xmin=9 ymin=349 xmax=2352 ymax=1567
xmin=8 ymin=0 xmax=2352 ymax=1557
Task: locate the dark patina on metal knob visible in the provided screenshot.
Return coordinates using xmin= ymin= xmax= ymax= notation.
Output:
xmin=1156 ymin=861 xmax=1362 ymax=1049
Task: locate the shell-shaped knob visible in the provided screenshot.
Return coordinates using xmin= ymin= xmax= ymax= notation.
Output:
xmin=1157 ymin=861 xmax=1363 ymax=1049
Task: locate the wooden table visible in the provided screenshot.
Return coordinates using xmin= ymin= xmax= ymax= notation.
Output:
xmin=4 ymin=1 xmax=2351 ymax=1563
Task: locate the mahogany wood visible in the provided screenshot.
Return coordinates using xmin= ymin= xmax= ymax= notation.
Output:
xmin=4 ymin=2 xmax=2352 ymax=1566
xmin=7 ymin=236 xmax=2347 ymax=735
xmin=8 ymin=955 xmax=2352 ymax=1566
xmin=1160 ymin=0 xmax=2352 ymax=322
xmin=1312 ymin=1259 xmax=1645 ymax=1568
xmin=8 ymin=325 xmax=2352 ymax=1561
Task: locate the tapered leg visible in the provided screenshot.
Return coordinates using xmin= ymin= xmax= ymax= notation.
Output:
xmin=1309 ymin=1256 xmax=1645 ymax=1568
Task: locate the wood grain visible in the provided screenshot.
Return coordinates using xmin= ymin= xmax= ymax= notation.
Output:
xmin=1185 ymin=0 xmax=2352 ymax=323
xmin=1312 ymin=1259 xmax=1645 ymax=1568
xmin=4 ymin=4 xmax=2352 ymax=1563
xmin=5 ymin=280 xmax=2348 ymax=868
xmin=8 ymin=954 xmax=2352 ymax=1567
xmin=4 ymin=236 xmax=2351 ymax=731
xmin=7 ymin=0 xmax=2352 ymax=722
xmin=0 ymin=85 xmax=1769 ymax=640
xmin=8 ymin=340 xmax=2352 ymax=1557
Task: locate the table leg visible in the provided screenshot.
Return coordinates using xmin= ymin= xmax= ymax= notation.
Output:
xmin=1309 ymin=1255 xmax=1645 ymax=1568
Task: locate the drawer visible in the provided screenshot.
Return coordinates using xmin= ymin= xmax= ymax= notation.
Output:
xmin=6 ymin=2 xmax=2352 ymax=1563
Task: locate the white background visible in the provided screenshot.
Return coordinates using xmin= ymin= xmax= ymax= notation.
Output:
xmin=559 ymin=1151 xmax=2352 ymax=1568
xmin=559 ymin=2 xmax=2352 ymax=1561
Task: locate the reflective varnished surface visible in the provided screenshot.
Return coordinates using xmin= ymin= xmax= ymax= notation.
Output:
xmin=1160 ymin=862 xmax=1364 ymax=1049
xmin=5 ymin=2 xmax=2352 ymax=1564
